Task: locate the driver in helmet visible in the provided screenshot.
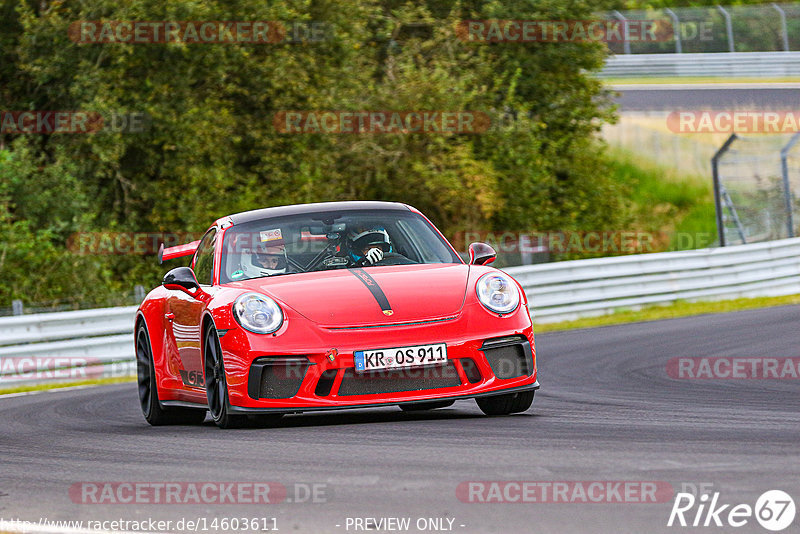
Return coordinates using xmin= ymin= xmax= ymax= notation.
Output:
xmin=243 ymin=243 xmax=288 ymax=277
xmin=347 ymin=227 xmax=393 ymax=266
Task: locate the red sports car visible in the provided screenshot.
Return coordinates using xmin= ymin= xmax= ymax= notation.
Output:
xmin=135 ymin=201 xmax=538 ymax=428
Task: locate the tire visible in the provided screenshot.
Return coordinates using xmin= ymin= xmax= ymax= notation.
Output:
xmin=476 ymin=390 xmax=535 ymax=416
xmin=400 ymin=400 xmax=455 ymax=412
xmin=136 ymin=322 xmax=207 ymax=426
xmin=204 ymin=326 xmax=247 ymax=429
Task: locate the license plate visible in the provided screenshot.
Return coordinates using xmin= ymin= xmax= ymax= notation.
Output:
xmin=354 ymin=343 xmax=447 ymax=373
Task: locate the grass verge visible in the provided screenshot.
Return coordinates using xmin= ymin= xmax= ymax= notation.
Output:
xmin=0 ymin=375 xmax=135 ymax=396
xmin=605 ymin=147 xmax=716 ymax=251
xmin=536 ymin=294 xmax=800 ymax=333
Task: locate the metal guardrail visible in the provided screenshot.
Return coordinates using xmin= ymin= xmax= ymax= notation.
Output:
xmin=600 ymin=51 xmax=800 ymax=78
xmin=0 ymin=306 xmax=138 ymax=346
xmin=0 ymin=306 xmax=138 ymax=387
xmin=506 ymin=236 xmax=800 ymax=322
xmin=2 ymin=237 xmax=800 ymax=387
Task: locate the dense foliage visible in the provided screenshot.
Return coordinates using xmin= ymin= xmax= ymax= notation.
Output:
xmin=1 ymin=0 xmax=629 ymax=308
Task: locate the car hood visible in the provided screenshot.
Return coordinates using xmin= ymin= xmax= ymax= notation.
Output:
xmin=228 ymin=264 xmax=470 ymax=327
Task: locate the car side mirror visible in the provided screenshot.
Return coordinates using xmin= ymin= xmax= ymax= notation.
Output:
xmin=469 ymin=242 xmax=497 ymax=266
xmin=163 ymin=267 xmax=199 ymax=293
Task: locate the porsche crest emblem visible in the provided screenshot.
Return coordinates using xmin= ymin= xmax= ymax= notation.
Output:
xmin=326 ymin=348 xmax=338 ymax=362
xmin=383 ymin=310 xmax=394 ymax=316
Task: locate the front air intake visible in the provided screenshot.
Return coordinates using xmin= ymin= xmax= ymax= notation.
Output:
xmin=248 ymin=357 xmax=310 ymax=399
xmin=481 ymin=336 xmax=533 ymax=379
xmin=460 ymin=358 xmax=483 ymax=384
xmin=337 ymin=362 xmax=461 ymax=396
xmin=314 ymin=368 xmax=338 ymax=397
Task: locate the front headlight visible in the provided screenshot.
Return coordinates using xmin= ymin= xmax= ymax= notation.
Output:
xmin=232 ymin=292 xmax=284 ymax=334
xmin=476 ymin=272 xmax=520 ymax=314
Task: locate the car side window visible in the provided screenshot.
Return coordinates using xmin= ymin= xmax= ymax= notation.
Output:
xmin=193 ymin=229 xmax=217 ymax=286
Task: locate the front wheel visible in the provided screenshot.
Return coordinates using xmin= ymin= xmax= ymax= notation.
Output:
xmin=476 ymin=390 xmax=535 ymax=416
xmin=136 ymin=323 xmax=206 ymax=426
xmin=205 ymin=326 xmax=247 ymax=429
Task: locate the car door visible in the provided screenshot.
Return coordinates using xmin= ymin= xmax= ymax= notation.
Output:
xmin=164 ymin=228 xmax=216 ymax=391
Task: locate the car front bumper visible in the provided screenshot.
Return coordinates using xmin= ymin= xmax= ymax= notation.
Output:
xmin=219 ymin=301 xmax=539 ymax=413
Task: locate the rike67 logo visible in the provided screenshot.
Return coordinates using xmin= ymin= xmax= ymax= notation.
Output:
xmin=668 ymin=490 xmax=796 ymax=531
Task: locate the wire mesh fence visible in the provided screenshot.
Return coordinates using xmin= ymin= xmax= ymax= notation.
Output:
xmin=605 ymin=3 xmax=800 ymax=54
xmin=603 ymin=119 xmax=800 ymax=249
xmin=712 ymin=133 xmax=800 ymax=246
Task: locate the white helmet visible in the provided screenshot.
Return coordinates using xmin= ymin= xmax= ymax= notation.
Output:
xmin=242 ymin=244 xmax=287 ymax=277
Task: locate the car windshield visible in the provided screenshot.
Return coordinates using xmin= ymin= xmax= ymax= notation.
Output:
xmin=219 ymin=209 xmax=461 ymax=283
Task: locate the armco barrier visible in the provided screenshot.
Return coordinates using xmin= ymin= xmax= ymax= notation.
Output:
xmin=601 ymin=51 xmax=800 ymax=78
xmin=0 ymin=306 xmax=137 ymax=386
xmin=506 ymin=237 xmax=800 ymax=322
xmin=2 ymin=237 xmax=800 ymax=387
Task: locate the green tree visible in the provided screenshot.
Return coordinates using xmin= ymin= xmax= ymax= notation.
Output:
xmin=0 ymin=0 xmax=626 ymax=307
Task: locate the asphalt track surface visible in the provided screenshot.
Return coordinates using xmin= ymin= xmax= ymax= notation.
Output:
xmin=613 ymin=84 xmax=800 ymax=112
xmin=1 ymin=306 xmax=799 ymax=534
